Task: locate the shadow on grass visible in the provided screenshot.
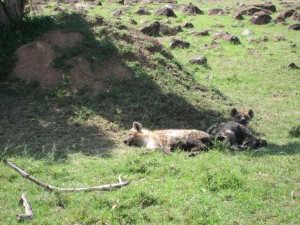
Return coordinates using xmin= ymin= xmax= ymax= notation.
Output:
xmin=0 ymin=13 xmax=226 ymax=161
xmin=249 ymin=142 xmax=300 ymax=157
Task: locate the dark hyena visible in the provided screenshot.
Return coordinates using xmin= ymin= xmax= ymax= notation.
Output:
xmin=123 ymin=122 xmax=212 ymax=156
xmin=207 ymin=108 xmax=267 ymax=150
xmin=230 ymin=108 xmax=254 ymax=127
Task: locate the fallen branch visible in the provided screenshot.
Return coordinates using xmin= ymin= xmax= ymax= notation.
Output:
xmin=4 ymin=159 xmax=130 ymax=192
xmin=17 ymin=194 xmax=33 ymax=221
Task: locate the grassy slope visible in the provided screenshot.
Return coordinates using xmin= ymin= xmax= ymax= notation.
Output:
xmin=0 ymin=0 xmax=299 ymax=224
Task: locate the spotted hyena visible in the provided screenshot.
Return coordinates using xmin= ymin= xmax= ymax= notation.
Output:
xmin=230 ymin=108 xmax=254 ymax=127
xmin=207 ymin=108 xmax=267 ymax=150
xmin=123 ymin=122 xmax=212 ymax=156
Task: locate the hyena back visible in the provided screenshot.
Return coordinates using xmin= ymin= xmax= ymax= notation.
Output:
xmin=124 ymin=122 xmax=212 ymax=156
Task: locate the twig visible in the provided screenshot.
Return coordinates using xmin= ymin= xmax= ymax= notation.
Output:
xmin=17 ymin=194 xmax=33 ymax=221
xmin=4 ymin=159 xmax=130 ymax=192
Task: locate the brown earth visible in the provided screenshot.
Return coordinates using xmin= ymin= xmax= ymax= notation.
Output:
xmin=10 ymin=30 xmax=133 ymax=95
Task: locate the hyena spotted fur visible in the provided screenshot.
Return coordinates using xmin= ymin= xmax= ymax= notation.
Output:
xmin=123 ymin=122 xmax=212 ymax=156
xmin=207 ymin=108 xmax=267 ymax=150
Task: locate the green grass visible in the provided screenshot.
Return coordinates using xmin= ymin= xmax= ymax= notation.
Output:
xmin=0 ymin=0 xmax=299 ymax=224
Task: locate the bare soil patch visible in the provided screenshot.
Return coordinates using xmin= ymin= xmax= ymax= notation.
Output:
xmin=10 ymin=30 xmax=133 ymax=95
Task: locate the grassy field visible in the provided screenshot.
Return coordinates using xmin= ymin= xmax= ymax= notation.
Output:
xmin=0 ymin=0 xmax=299 ymax=224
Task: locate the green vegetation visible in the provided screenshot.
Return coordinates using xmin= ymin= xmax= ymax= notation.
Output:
xmin=0 ymin=0 xmax=299 ymax=224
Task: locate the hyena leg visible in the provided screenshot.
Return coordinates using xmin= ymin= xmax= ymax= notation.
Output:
xmin=237 ymin=125 xmax=267 ymax=149
xmin=188 ymin=143 xmax=208 ymax=157
xmin=163 ymin=146 xmax=172 ymax=155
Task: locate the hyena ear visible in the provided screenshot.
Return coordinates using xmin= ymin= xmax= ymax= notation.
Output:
xmin=231 ymin=108 xmax=238 ymax=117
xmin=248 ymin=109 xmax=254 ymax=119
xmin=133 ymin=122 xmax=143 ymax=133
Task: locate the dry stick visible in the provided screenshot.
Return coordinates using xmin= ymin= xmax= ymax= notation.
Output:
xmin=3 ymin=160 xmax=130 ymax=192
xmin=17 ymin=193 xmax=33 ymax=221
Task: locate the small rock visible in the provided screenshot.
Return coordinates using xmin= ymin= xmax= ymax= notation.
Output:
xmin=128 ymin=18 xmax=137 ymax=25
xmin=233 ymin=13 xmax=244 ymax=20
xmin=135 ymin=8 xmax=151 ymax=15
xmin=93 ymin=0 xmax=102 ymax=6
xmin=113 ymin=9 xmax=123 ymax=16
xmin=288 ymin=63 xmax=300 ymax=69
xmin=182 ymin=3 xmax=203 ymax=15
xmin=208 ymin=8 xmax=228 ymax=16
xmin=275 ymin=35 xmax=286 ymax=41
xmin=187 ymin=30 xmax=210 ymax=36
xmin=54 ymin=6 xmax=67 ymax=12
xmin=189 ymin=56 xmax=208 ymax=65
xmin=291 ymin=11 xmax=300 ymax=22
xmin=248 ymin=49 xmax=260 ymax=56
xmin=183 ymin=22 xmax=194 ymax=28
xmin=170 ymin=38 xmax=190 ymax=48
xmin=261 ymin=35 xmax=269 ymax=42
xmin=274 ymin=15 xmax=286 ymax=24
xmin=288 ymin=23 xmax=300 ymax=30
xmin=155 ymin=7 xmax=177 ymax=17
xmin=253 ymin=3 xmax=277 ymax=13
xmin=140 ymin=21 xmax=160 ymax=36
xmin=250 ymin=11 xmax=272 ymax=25
xmin=280 ymin=9 xmax=295 ymax=18
xmin=213 ymin=31 xmax=241 ymax=44
xmin=160 ymin=24 xmax=180 ymax=36
xmin=107 ymin=0 xmax=124 ymax=4
xmin=74 ymin=3 xmax=90 ymax=10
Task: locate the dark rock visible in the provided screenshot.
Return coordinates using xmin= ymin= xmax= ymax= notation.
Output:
xmin=135 ymin=8 xmax=151 ymax=15
xmin=253 ymin=3 xmax=277 ymax=13
xmin=208 ymin=8 xmax=228 ymax=16
xmin=189 ymin=56 xmax=207 ymax=65
xmin=288 ymin=63 xmax=300 ymax=69
xmin=54 ymin=6 xmax=67 ymax=12
xmin=183 ymin=22 xmax=194 ymax=28
xmin=170 ymin=38 xmax=190 ymax=48
xmin=288 ymin=23 xmax=300 ymax=30
xmin=128 ymin=18 xmax=137 ymax=25
xmin=274 ymin=15 xmax=286 ymax=24
xmin=124 ymin=0 xmax=140 ymax=4
xmin=140 ymin=21 xmax=160 ymax=36
xmin=261 ymin=35 xmax=269 ymax=42
xmin=250 ymin=11 xmax=272 ymax=25
xmin=279 ymin=2 xmax=295 ymax=8
xmin=291 ymin=11 xmax=300 ymax=22
xmin=233 ymin=5 xmax=273 ymax=21
xmin=187 ymin=30 xmax=209 ymax=36
xmin=173 ymin=25 xmax=183 ymax=32
xmin=280 ymin=9 xmax=296 ymax=18
xmin=213 ymin=31 xmax=241 ymax=44
xmin=160 ymin=24 xmax=180 ymax=36
xmin=155 ymin=7 xmax=177 ymax=17
xmin=233 ymin=13 xmax=244 ymax=20
xmin=112 ymin=9 xmax=123 ymax=16
xmin=275 ymin=35 xmax=286 ymax=41
xmin=93 ymin=0 xmax=102 ymax=6
xmin=182 ymin=3 xmax=203 ymax=15
xmin=107 ymin=0 xmax=124 ymax=4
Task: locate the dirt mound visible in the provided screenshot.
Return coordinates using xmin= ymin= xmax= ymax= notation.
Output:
xmin=11 ymin=29 xmax=133 ymax=95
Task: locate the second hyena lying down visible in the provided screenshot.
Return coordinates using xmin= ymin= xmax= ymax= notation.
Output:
xmin=207 ymin=108 xmax=267 ymax=150
xmin=123 ymin=122 xmax=212 ymax=156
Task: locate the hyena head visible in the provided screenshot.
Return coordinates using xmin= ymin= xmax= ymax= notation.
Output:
xmin=231 ymin=108 xmax=254 ymax=127
xmin=123 ymin=122 xmax=144 ymax=146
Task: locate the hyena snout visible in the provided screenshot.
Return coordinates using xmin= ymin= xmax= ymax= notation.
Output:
xmin=123 ymin=133 xmax=135 ymax=146
xmin=239 ymin=117 xmax=247 ymax=125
